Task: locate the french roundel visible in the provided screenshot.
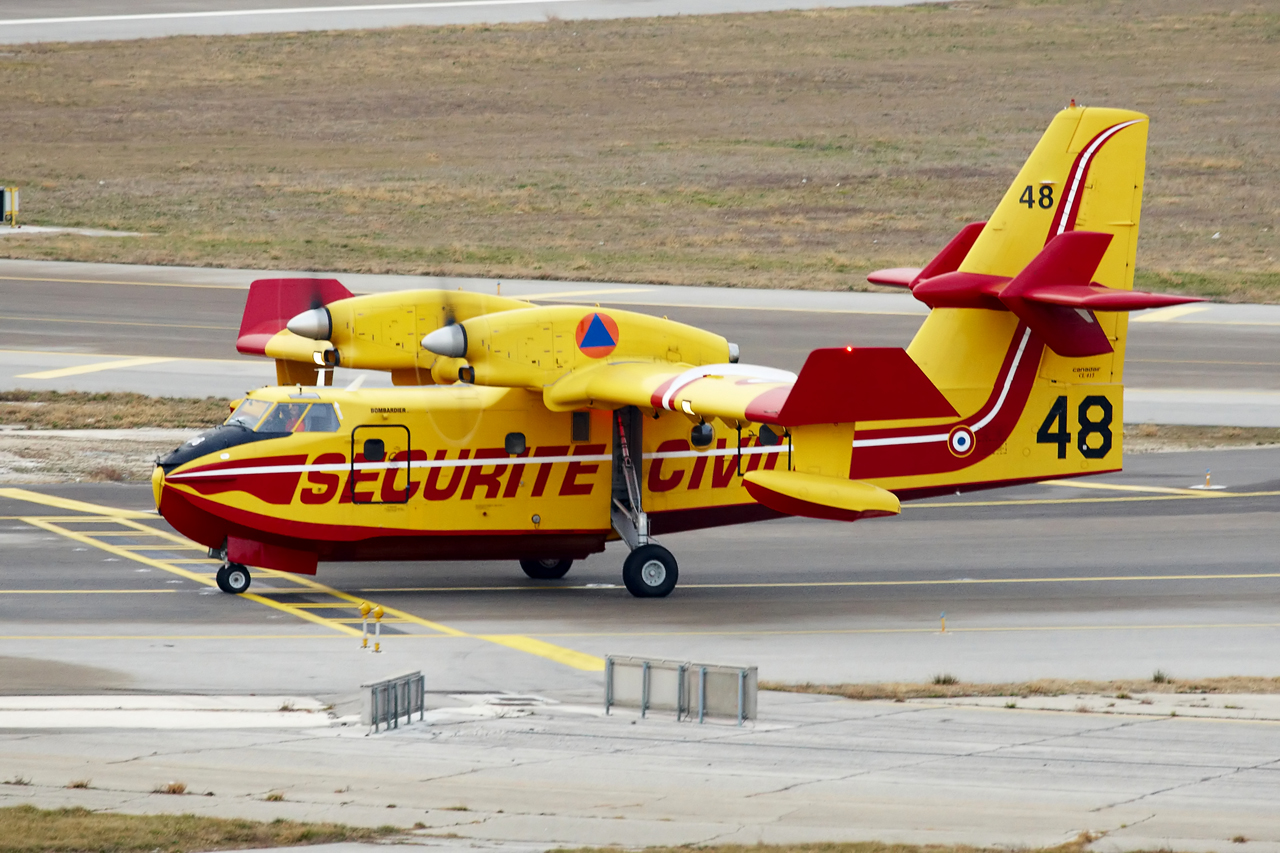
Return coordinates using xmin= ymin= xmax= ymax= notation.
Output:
xmin=575 ymin=312 xmax=619 ymax=358
xmin=948 ymin=425 xmax=975 ymax=458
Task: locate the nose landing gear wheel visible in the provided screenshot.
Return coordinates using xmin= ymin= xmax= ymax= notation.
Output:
xmin=519 ymin=557 xmax=573 ymax=580
xmin=215 ymin=562 xmax=251 ymax=594
xmin=622 ymin=544 xmax=678 ymax=598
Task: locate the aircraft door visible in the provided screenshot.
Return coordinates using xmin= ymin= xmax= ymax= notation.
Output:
xmin=351 ymin=424 xmax=412 ymax=505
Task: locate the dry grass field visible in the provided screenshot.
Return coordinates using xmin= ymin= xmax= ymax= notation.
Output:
xmin=766 ymin=675 xmax=1280 ymax=700
xmin=0 ymin=805 xmax=396 ymax=853
xmin=0 ymin=0 xmax=1276 ymax=297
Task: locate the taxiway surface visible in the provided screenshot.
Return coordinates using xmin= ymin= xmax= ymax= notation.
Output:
xmin=0 ymin=0 xmax=932 ymax=44
xmin=2 ymin=259 xmax=1279 ymax=425
xmin=4 ymin=444 xmax=1280 ymax=695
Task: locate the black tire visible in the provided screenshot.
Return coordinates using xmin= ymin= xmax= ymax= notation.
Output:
xmin=520 ymin=557 xmax=573 ymax=580
xmin=216 ymin=562 xmax=251 ymax=595
xmin=622 ymin=544 xmax=678 ymax=598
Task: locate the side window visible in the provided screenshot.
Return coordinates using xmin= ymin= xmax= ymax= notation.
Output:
xmin=297 ymin=403 xmax=340 ymax=433
xmin=226 ymin=399 xmax=271 ymax=430
xmin=256 ymin=403 xmax=309 ymax=433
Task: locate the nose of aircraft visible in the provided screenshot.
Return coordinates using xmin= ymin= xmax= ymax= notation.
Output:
xmin=151 ymin=464 xmax=164 ymax=510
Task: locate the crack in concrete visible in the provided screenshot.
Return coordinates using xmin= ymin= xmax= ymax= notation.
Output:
xmin=744 ymin=709 xmax=1172 ymax=798
xmin=1090 ymin=754 xmax=1280 ymax=812
xmin=104 ymin=733 xmax=311 ymax=764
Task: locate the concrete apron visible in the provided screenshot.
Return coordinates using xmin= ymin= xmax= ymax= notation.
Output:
xmin=2 ymin=690 xmax=1279 ymax=853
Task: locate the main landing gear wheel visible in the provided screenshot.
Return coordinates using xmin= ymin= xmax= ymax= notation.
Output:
xmin=215 ymin=562 xmax=251 ymax=595
xmin=520 ymin=557 xmax=573 ymax=580
xmin=622 ymin=544 xmax=678 ymax=598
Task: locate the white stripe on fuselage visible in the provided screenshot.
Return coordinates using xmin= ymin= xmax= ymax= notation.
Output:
xmin=165 ymin=444 xmax=786 ymax=481
xmin=849 ymin=327 xmax=1032 ymax=450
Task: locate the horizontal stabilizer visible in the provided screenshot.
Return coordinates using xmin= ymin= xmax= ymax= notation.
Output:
xmin=743 ymin=470 xmax=900 ymax=522
xmin=237 ymin=278 xmax=354 ymax=355
xmin=866 ymin=267 xmax=920 ymax=289
xmin=867 ymin=222 xmax=985 ymax=289
xmin=745 ymin=347 xmax=957 ymax=426
xmin=901 ymin=231 xmax=1203 ymax=357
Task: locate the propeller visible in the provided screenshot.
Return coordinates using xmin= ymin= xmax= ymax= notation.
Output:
xmin=421 ymin=287 xmax=469 ymax=359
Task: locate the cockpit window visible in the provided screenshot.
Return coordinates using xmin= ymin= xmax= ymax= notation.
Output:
xmin=256 ymin=402 xmax=309 ymax=433
xmin=297 ymin=403 xmax=340 ymax=433
xmin=225 ymin=399 xmax=272 ymax=430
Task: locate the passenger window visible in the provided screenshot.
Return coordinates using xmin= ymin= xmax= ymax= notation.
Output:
xmin=225 ymin=399 xmax=272 ymax=430
xmin=297 ymin=403 xmax=340 ymax=433
xmin=362 ymin=438 xmax=386 ymax=462
xmin=257 ymin=403 xmax=309 ymax=433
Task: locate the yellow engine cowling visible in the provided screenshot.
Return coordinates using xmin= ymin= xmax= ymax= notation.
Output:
xmin=273 ymin=289 xmax=531 ymax=383
xmin=450 ymin=306 xmax=732 ymax=391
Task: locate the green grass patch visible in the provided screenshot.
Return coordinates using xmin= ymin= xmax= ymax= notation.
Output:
xmin=0 ymin=805 xmax=399 ymax=853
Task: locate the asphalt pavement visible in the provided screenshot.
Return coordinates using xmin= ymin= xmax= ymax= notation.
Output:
xmin=0 ymin=0 xmax=930 ymax=44
xmin=2 ymin=259 xmax=1279 ymax=425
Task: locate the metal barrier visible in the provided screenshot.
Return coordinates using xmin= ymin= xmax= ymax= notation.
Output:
xmin=361 ymin=671 xmax=425 ymax=732
xmin=604 ymin=655 xmax=756 ymax=725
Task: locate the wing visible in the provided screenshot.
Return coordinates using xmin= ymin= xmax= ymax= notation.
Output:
xmin=543 ymin=360 xmax=796 ymax=424
xmin=545 ymin=347 xmax=958 ymax=427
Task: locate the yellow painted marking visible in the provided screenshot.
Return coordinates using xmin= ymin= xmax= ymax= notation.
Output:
xmin=527 ymin=287 xmax=653 ymax=300
xmin=0 ymin=274 xmax=243 ymax=290
xmin=18 ymin=356 xmax=175 ymax=379
xmin=533 ymin=621 xmax=1280 ymax=639
xmin=361 ymin=572 xmax=1280 ymax=593
xmin=1132 ymin=358 xmax=1280 ymax=367
xmin=0 ymin=634 xmax=350 ymax=640
xmin=1041 ymin=479 xmax=1220 ymax=497
xmin=0 ymin=314 xmax=235 ymax=331
xmin=909 ymin=490 xmax=1280 ymax=509
xmin=0 ymin=589 xmax=177 ymax=594
xmin=1131 ymin=304 xmax=1211 ymax=323
xmin=13 ymin=493 xmax=604 ymax=671
xmin=24 ymin=517 xmax=361 ymax=637
xmin=0 ymin=489 xmax=153 ymax=519
xmin=0 ymin=347 xmax=254 ymax=366
xmin=478 ymin=634 xmax=606 ymax=671
xmin=582 ymin=300 xmax=925 ymax=317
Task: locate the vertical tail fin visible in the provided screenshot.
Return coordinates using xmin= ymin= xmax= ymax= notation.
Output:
xmin=847 ymin=106 xmax=1197 ymax=498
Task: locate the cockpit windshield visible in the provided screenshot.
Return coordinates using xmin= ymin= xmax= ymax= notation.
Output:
xmin=225 ymin=399 xmax=272 ymax=430
xmin=225 ymin=400 xmax=341 ymax=434
xmin=256 ymin=403 xmax=309 ymax=433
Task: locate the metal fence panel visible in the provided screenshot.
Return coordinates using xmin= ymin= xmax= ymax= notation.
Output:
xmin=362 ymin=670 xmax=425 ymax=732
xmin=605 ymin=656 xmax=756 ymax=724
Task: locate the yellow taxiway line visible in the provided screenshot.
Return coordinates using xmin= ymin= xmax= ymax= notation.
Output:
xmin=0 ymin=274 xmax=243 ymax=290
xmin=358 ymin=571 xmax=1280 ymax=594
xmin=1040 ymin=479 xmax=1221 ymax=496
xmin=0 ymin=589 xmax=177 ymax=594
xmin=0 ymin=314 xmax=235 ymax=331
xmin=5 ymin=490 xmax=604 ymax=671
xmin=0 ymin=488 xmax=155 ymax=519
xmin=533 ymin=621 xmax=1280 ymax=639
xmin=1130 ymin=305 xmax=1211 ymax=323
xmin=17 ymin=356 xmax=176 ymax=379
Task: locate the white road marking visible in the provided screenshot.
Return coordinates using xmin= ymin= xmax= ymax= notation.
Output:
xmin=0 ymin=0 xmax=597 ymax=27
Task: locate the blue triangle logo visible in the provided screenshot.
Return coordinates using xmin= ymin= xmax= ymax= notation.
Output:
xmin=579 ymin=314 xmax=616 ymax=348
